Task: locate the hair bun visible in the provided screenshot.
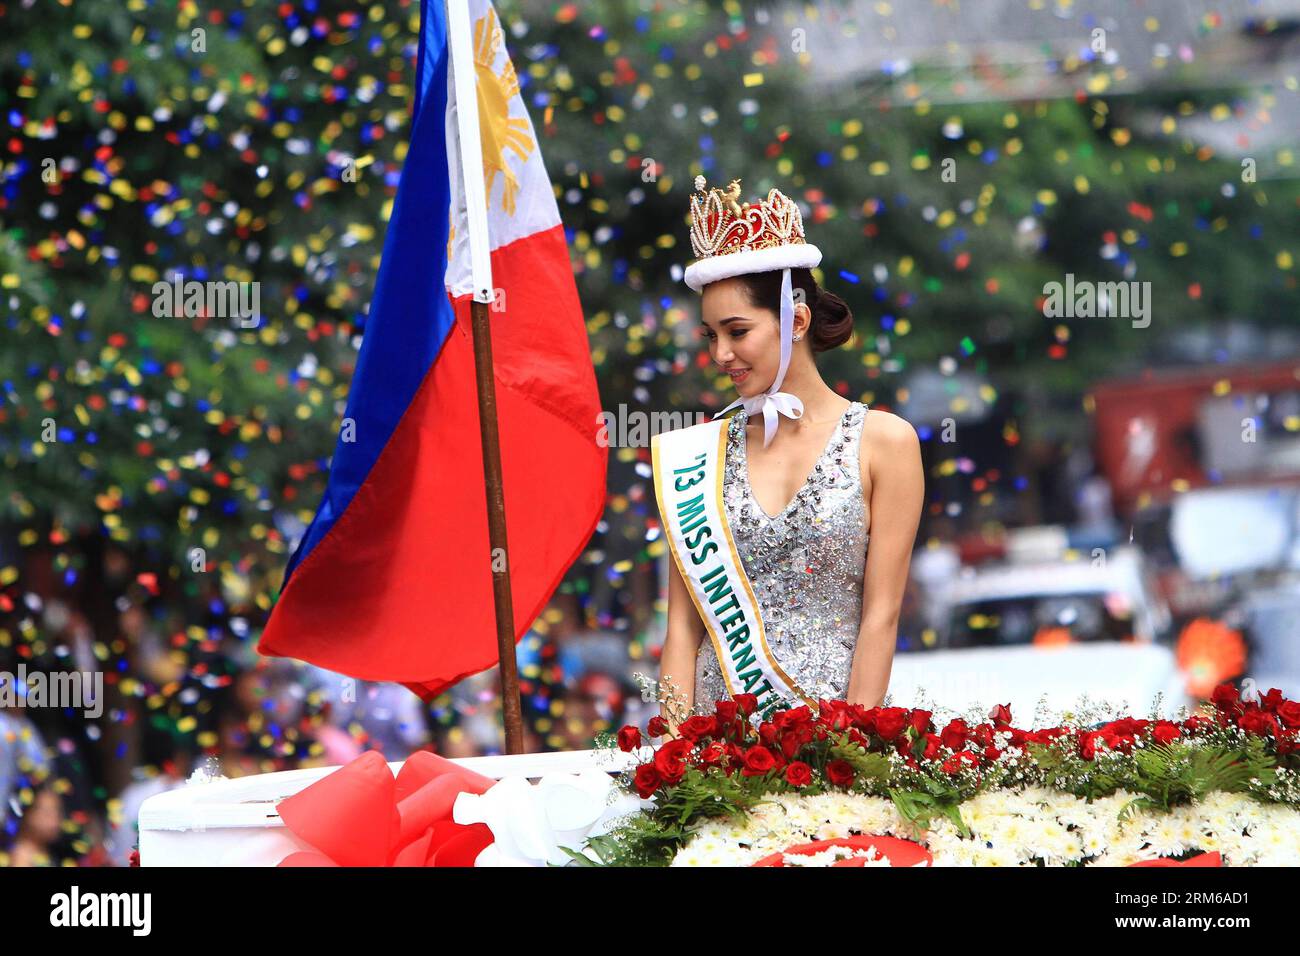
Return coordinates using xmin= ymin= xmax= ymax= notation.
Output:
xmin=808 ymin=286 xmax=854 ymax=352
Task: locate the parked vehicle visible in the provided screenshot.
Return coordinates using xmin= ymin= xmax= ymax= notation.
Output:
xmin=891 ymin=544 xmax=1188 ymax=720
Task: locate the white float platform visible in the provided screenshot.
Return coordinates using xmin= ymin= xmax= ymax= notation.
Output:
xmin=139 ymin=748 xmax=642 ymax=866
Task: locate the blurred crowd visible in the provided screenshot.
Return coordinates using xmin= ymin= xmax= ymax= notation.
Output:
xmin=0 ymin=541 xmax=657 ymax=867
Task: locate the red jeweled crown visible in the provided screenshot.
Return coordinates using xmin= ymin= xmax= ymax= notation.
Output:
xmin=684 ymin=175 xmax=821 ymax=293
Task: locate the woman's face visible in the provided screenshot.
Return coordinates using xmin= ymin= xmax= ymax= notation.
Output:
xmin=699 ymin=277 xmax=782 ymax=398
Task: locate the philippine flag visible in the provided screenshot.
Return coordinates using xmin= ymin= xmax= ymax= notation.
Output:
xmin=258 ymin=0 xmax=606 ymax=701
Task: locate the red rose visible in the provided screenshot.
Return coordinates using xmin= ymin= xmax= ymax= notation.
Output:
xmin=698 ymin=741 xmax=727 ymax=768
xmin=617 ymin=726 xmax=641 ymax=752
xmin=633 ymin=764 xmax=662 ymax=798
xmin=971 ymin=723 xmax=994 ymax=747
xmin=741 ymin=745 xmax=778 ymax=777
xmin=724 ymin=741 xmax=747 ymax=772
xmin=1151 ymin=721 xmax=1181 ymax=746
xmin=1277 ymin=701 xmax=1300 ymax=730
xmin=1182 ymin=713 xmax=1213 ymax=733
xmin=988 ymin=703 xmax=1013 ymax=727
xmin=785 ymin=761 xmax=813 ymax=788
xmin=852 ymin=706 xmax=879 ymax=734
xmin=874 ymin=707 xmax=908 ymax=741
xmin=940 ymin=718 xmax=970 ymax=752
xmin=780 ymin=726 xmax=812 ymax=759
xmin=844 ymin=728 xmax=869 ymax=749
xmin=758 ymin=721 xmax=779 ymax=747
xmin=776 ymin=705 xmax=814 ymax=734
xmin=678 ymin=715 xmax=718 ymax=742
xmin=1211 ymin=683 xmax=1240 ymax=710
xmin=909 ymin=709 xmax=933 ymax=735
xmin=939 ymin=750 xmax=981 ymax=775
xmin=983 ymin=745 xmax=1001 ymax=762
xmin=1239 ymin=710 xmax=1280 ymax=738
xmin=734 ymin=693 xmax=759 ymax=716
xmin=1029 ymin=726 xmax=1069 ymax=746
xmin=646 ymin=716 xmax=669 ymax=737
xmin=826 ymin=759 xmax=855 ymax=787
xmin=654 ymin=738 xmax=693 ymax=782
xmin=1106 ymin=717 xmax=1149 ymax=738
xmin=1078 ymin=730 xmax=1100 ymax=761
xmin=714 ymin=700 xmax=739 ymax=732
xmin=129 ymin=848 xmax=140 ymax=868
xmin=922 ymin=733 xmax=942 ymax=760
xmin=820 ymin=699 xmax=853 ymax=731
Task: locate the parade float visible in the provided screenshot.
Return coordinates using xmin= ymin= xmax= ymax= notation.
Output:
xmin=583 ymin=681 xmax=1300 ymax=867
xmin=138 ymin=681 xmax=1300 ymax=867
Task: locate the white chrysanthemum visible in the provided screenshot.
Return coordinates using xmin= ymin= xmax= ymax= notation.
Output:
xmin=1080 ymin=830 xmax=1108 ymax=859
xmin=815 ymin=822 xmax=853 ymax=841
xmin=1037 ymin=827 xmax=1085 ymax=864
xmin=667 ymin=788 xmax=1300 ymax=867
xmin=1143 ymin=817 xmax=1186 ymax=857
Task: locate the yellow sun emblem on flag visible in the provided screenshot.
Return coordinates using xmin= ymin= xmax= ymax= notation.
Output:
xmin=472 ymin=6 xmax=533 ymax=217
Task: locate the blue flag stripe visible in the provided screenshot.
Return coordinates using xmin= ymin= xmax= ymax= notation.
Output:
xmin=283 ymin=0 xmax=457 ymax=584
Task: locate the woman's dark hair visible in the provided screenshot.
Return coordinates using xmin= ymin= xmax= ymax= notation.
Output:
xmin=730 ymin=267 xmax=854 ymax=353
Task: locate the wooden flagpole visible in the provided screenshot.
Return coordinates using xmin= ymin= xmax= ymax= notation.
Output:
xmin=446 ymin=0 xmax=525 ymax=754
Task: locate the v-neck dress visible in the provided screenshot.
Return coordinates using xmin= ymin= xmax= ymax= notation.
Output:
xmin=692 ymin=401 xmax=871 ymax=713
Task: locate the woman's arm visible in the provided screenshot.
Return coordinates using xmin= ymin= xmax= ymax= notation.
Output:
xmin=846 ymin=411 xmax=924 ymax=708
xmin=659 ymin=552 xmax=706 ymax=733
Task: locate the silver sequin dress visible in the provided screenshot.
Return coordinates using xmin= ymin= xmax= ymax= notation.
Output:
xmin=692 ymin=401 xmax=871 ymax=713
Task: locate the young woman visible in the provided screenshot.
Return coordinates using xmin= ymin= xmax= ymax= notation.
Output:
xmin=654 ymin=179 xmax=924 ymax=730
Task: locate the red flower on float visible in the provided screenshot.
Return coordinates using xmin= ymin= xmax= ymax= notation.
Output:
xmin=819 ymin=699 xmax=854 ymax=732
xmin=785 ymin=761 xmax=813 ymax=788
xmin=1151 ymin=721 xmax=1181 ymax=746
xmin=741 ymin=745 xmax=779 ymax=777
xmin=1239 ymin=710 xmax=1280 ymax=739
xmin=940 ymin=718 xmax=970 ymax=752
xmin=922 ymin=733 xmax=942 ymax=760
xmin=633 ymin=764 xmax=663 ymax=799
xmin=988 ymin=703 xmax=1013 ymax=728
xmin=654 ymin=739 xmax=693 ymax=784
xmin=941 ymin=750 xmax=981 ymax=775
xmin=678 ymin=715 xmax=718 ymax=743
xmin=874 ymin=707 xmax=909 ymax=742
xmin=1272 ymin=698 xmax=1300 ymax=729
xmin=617 ymin=726 xmax=641 ymax=752
xmin=826 ymin=759 xmax=855 ymax=787
xmin=909 ymin=709 xmax=933 ymax=736
xmin=697 ymin=741 xmax=727 ymax=770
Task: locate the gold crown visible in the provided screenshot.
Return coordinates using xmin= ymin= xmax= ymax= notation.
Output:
xmin=688 ymin=176 xmax=810 ymax=260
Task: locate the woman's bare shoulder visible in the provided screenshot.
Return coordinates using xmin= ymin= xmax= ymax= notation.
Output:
xmin=859 ymin=408 xmax=921 ymax=477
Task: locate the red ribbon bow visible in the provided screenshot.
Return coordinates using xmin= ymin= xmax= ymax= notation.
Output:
xmin=1129 ymin=851 xmax=1222 ymax=867
xmin=276 ymin=750 xmax=497 ymax=867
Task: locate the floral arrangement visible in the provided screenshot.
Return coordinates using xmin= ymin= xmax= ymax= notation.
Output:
xmin=575 ymin=682 xmax=1300 ymax=867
